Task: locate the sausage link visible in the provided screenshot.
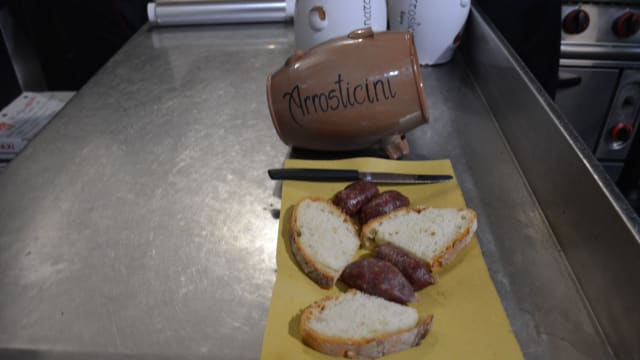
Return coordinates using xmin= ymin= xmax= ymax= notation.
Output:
xmin=374 ymin=243 xmax=435 ymax=290
xmin=340 ymin=257 xmax=415 ymax=304
xmin=359 ymin=190 xmax=410 ymax=225
xmin=332 ymin=181 xmax=379 ymax=216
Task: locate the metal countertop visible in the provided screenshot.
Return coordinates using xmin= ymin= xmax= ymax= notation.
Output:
xmin=0 ymin=20 xmax=615 ymax=360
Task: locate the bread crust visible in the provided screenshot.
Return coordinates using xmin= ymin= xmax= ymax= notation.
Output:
xmin=430 ymin=209 xmax=477 ymax=271
xmin=300 ymin=291 xmax=433 ymax=359
xmin=290 ymin=197 xmax=357 ymax=289
xmin=360 ymin=207 xmax=478 ymax=272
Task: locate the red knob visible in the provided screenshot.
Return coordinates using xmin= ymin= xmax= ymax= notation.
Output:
xmin=613 ymin=11 xmax=640 ymax=38
xmin=611 ymin=122 xmax=633 ymax=144
xmin=563 ymin=9 xmax=590 ymax=34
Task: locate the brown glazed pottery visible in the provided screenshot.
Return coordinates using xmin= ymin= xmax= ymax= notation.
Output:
xmin=266 ymin=28 xmax=429 ymax=159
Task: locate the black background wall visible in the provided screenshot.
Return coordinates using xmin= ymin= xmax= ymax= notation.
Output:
xmin=4 ymin=0 xmax=147 ymax=92
xmin=0 ymin=33 xmax=20 ymax=109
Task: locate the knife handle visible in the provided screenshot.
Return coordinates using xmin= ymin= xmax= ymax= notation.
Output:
xmin=268 ymin=168 xmax=360 ymax=182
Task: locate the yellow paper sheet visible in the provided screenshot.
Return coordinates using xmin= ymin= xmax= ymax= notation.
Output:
xmin=261 ymin=158 xmax=523 ymax=359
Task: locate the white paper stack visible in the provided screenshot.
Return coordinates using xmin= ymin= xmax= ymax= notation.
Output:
xmin=0 ymin=91 xmax=75 ymax=171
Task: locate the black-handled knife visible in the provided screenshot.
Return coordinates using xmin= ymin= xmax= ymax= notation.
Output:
xmin=267 ymin=168 xmax=453 ymax=184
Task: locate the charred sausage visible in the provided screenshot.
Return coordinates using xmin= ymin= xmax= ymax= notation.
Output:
xmin=359 ymin=190 xmax=410 ymax=225
xmin=332 ymin=181 xmax=379 ymax=216
xmin=340 ymin=257 xmax=415 ymax=304
xmin=374 ymin=243 xmax=435 ymax=290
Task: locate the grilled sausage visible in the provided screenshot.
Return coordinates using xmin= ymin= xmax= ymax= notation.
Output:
xmin=374 ymin=243 xmax=435 ymax=290
xmin=340 ymin=257 xmax=415 ymax=304
xmin=332 ymin=181 xmax=379 ymax=216
xmin=359 ymin=190 xmax=410 ymax=225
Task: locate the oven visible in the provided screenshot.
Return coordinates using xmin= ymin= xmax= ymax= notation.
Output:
xmin=556 ymin=1 xmax=640 ymax=182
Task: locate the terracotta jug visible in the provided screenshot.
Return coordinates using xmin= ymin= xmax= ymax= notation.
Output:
xmin=267 ymin=28 xmax=429 ymax=159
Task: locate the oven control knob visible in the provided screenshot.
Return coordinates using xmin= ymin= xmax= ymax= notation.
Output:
xmin=563 ymin=9 xmax=590 ymax=34
xmin=613 ymin=11 xmax=640 ymax=38
xmin=611 ymin=122 xmax=634 ymax=145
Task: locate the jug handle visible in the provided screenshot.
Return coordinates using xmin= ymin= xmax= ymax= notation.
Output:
xmin=348 ymin=28 xmax=375 ymax=39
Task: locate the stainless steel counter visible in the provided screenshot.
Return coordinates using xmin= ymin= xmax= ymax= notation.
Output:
xmin=0 ymin=9 xmax=637 ymax=360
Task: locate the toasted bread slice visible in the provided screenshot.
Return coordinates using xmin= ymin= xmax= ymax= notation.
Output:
xmin=290 ymin=197 xmax=360 ymax=289
xmin=361 ymin=207 xmax=478 ymax=272
xmin=300 ymin=290 xmax=433 ymax=359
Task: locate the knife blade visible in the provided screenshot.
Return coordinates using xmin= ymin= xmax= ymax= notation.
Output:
xmin=267 ymin=168 xmax=453 ymax=184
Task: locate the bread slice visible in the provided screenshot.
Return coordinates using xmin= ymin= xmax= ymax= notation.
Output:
xmin=290 ymin=197 xmax=360 ymax=289
xmin=300 ymin=290 xmax=433 ymax=359
xmin=361 ymin=207 xmax=477 ymax=272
